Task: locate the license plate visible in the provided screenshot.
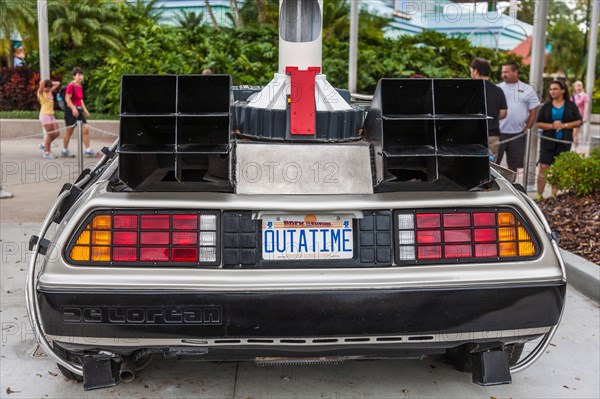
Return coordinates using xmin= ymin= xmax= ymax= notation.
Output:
xmin=262 ymin=214 xmax=353 ymax=261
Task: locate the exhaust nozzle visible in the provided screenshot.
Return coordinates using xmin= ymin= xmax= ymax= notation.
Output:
xmin=119 ymin=355 xmax=135 ymax=383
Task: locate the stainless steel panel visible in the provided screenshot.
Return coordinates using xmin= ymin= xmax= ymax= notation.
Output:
xmin=235 ymin=142 xmax=373 ymax=194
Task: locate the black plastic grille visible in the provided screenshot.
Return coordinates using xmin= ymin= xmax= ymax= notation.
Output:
xmin=222 ymin=211 xmax=260 ymax=267
xmin=357 ymin=211 xmax=393 ymax=265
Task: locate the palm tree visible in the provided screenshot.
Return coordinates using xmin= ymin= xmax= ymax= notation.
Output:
xmin=127 ymin=0 xmax=164 ymax=23
xmin=174 ymin=10 xmax=204 ymax=31
xmin=238 ymin=0 xmax=279 ymax=27
xmin=229 ymin=0 xmax=241 ymax=27
xmin=322 ymin=0 xmax=350 ymax=41
xmin=47 ymin=0 xmax=123 ymax=50
xmin=0 ymin=1 xmax=37 ymax=66
xmin=205 ymin=0 xmax=221 ymax=31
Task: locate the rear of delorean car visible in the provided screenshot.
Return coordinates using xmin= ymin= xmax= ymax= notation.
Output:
xmin=26 ymin=1 xmax=565 ymax=391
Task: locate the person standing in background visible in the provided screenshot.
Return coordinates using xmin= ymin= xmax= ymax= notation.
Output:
xmin=37 ymin=79 xmax=61 ymax=158
xmin=497 ymin=62 xmax=540 ymax=173
xmin=571 ymin=81 xmax=589 ymax=151
xmin=62 ymin=67 xmax=96 ymax=158
xmin=535 ymin=81 xmax=582 ymax=200
xmin=470 ymin=58 xmax=507 ymax=162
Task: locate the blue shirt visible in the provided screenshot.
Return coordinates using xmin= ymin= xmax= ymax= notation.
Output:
xmin=552 ymin=104 xmax=565 ymax=139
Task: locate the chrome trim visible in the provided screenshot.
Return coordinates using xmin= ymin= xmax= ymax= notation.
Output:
xmin=25 ymin=191 xmax=83 ymax=376
xmin=50 ymin=327 xmax=551 ymax=347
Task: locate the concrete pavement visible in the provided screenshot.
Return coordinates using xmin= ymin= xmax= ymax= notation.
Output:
xmin=1 ymin=137 xmax=115 ymax=222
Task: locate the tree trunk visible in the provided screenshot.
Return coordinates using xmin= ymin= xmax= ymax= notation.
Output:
xmin=229 ymin=0 xmax=240 ymax=27
xmin=205 ymin=0 xmax=221 ymax=31
xmin=257 ymin=0 xmax=265 ymax=23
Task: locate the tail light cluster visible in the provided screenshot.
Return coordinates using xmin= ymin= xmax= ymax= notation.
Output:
xmin=394 ymin=208 xmax=539 ymax=264
xmin=67 ymin=211 xmax=220 ymax=266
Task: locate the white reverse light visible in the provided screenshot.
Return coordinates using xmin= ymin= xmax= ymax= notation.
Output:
xmin=199 ymin=247 xmax=217 ymax=262
xmin=200 ymin=231 xmax=217 ymax=246
xmin=398 ymin=230 xmax=415 ymax=245
xmin=200 ymin=214 xmax=217 ymax=231
xmin=398 ymin=246 xmax=415 ymax=260
xmin=397 ymin=214 xmax=414 ymax=230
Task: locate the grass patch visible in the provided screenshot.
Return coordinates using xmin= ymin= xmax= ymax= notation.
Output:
xmin=0 ymin=110 xmax=119 ymax=120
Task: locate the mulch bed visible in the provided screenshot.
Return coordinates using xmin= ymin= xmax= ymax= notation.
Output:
xmin=537 ymin=191 xmax=600 ymax=265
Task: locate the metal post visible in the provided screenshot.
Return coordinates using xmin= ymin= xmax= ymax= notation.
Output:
xmin=77 ymin=121 xmax=84 ymax=175
xmin=37 ymin=0 xmax=50 ymax=80
xmin=583 ymin=0 xmax=599 ymax=145
xmin=509 ymin=0 xmax=518 ymax=20
xmin=348 ymin=0 xmax=359 ymax=93
xmin=523 ymin=0 xmax=548 ymax=191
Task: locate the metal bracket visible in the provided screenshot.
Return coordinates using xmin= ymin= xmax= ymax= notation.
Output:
xmin=53 ymin=183 xmax=83 ymax=223
xmin=82 ymin=354 xmax=119 ymax=391
xmin=28 ymin=235 xmax=50 ymax=255
xmin=100 ymin=146 xmax=116 ymax=159
xmin=472 ymin=349 xmax=512 ymax=386
xmin=550 ymin=230 xmax=560 ymax=244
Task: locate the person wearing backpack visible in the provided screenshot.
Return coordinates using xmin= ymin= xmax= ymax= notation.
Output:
xmin=56 ymin=86 xmax=67 ymax=111
xmin=61 ymin=67 xmax=96 ymax=157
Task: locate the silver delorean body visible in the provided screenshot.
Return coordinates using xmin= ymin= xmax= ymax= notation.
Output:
xmin=26 ymin=85 xmax=566 ymax=389
xmin=26 ymin=3 xmax=565 ymax=389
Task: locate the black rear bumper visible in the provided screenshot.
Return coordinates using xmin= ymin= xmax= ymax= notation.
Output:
xmin=39 ymin=281 xmax=566 ymax=341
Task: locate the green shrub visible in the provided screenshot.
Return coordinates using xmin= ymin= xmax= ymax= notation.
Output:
xmin=545 ymin=149 xmax=600 ymax=196
xmin=593 ymin=79 xmax=600 ymax=114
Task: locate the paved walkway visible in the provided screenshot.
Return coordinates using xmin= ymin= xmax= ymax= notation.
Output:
xmin=0 ymin=137 xmax=115 ymax=222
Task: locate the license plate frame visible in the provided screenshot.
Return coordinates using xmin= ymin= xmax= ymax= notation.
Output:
xmin=262 ymin=214 xmax=354 ymax=261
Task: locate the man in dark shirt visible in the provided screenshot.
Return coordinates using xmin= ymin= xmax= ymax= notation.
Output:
xmin=470 ymin=58 xmax=508 ymax=162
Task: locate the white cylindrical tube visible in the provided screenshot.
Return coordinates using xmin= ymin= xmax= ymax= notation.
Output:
xmin=278 ymin=0 xmax=323 ymax=73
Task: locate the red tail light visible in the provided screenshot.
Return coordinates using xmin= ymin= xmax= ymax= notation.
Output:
xmin=395 ymin=208 xmax=539 ymax=264
xmin=68 ymin=211 xmax=220 ymax=266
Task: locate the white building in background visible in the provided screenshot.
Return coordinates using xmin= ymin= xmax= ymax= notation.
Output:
xmin=369 ymin=0 xmax=533 ymax=51
xmin=146 ymin=0 xmax=533 ymax=51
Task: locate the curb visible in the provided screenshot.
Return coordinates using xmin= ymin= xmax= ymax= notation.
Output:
xmin=561 ymin=249 xmax=600 ymax=302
